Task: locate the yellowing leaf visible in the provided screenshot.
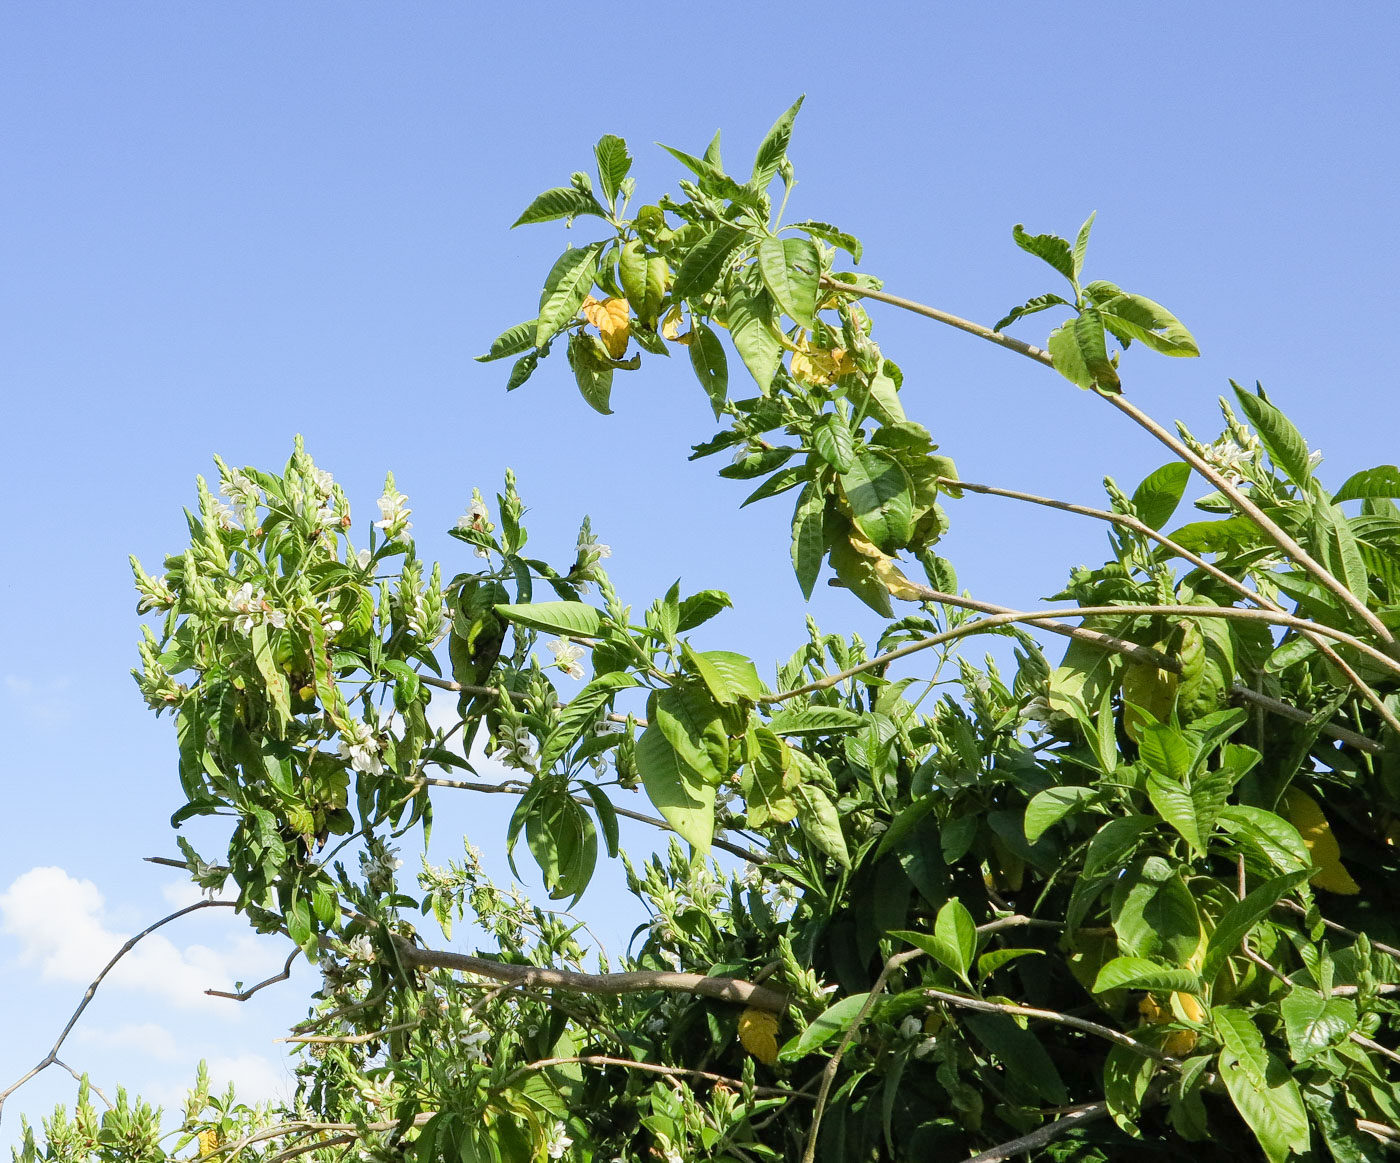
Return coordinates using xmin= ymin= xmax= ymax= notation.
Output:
xmin=1138 ymin=991 xmax=1202 ymax=1055
xmin=844 ymin=533 xmax=925 ymax=602
xmin=581 ymin=295 xmax=632 ymax=359
xmin=790 ymin=338 xmax=856 ymax=385
xmin=197 ymin=1129 xmax=220 ymax=1155
xmin=738 ymin=1006 xmax=779 ymax=1065
xmin=1284 ymin=788 xmax=1360 ymax=894
xmin=1121 ymin=660 xmax=1178 ymax=743
xmin=661 ymin=304 xmax=692 ymax=345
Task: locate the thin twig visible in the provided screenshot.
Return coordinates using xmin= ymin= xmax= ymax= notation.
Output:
xmin=205 ymin=947 xmax=300 ymax=1001
xmin=51 ymin=1061 xmax=112 ymax=1110
xmin=500 ymin=1055 xmax=805 ymax=1100
xmin=393 ymin=938 xmax=789 ymax=1013
xmin=279 ymin=1020 xmax=420 ymax=1045
xmin=1351 ymin=1032 xmax=1400 ymax=1066
xmin=0 ymin=900 xmax=236 ymax=1126
xmin=823 ymin=276 xmax=1396 ymax=650
xmin=1274 ymin=899 xmax=1400 ymax=961
xmin=961 ymin=1102 xmax=1111 ymax=1163
xmin=1228 ymin=685 xmax=1383 ymax=754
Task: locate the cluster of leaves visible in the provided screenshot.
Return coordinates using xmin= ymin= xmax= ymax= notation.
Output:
xmin=15 ymin=104 xmax=1400 ymax=1163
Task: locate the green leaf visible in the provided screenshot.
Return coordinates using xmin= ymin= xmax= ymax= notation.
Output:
xmin=740 ymin=463 xmax=813 ymax=508
xmin=975 ymin=947 xmax=1044 ymax=978
xmin=1201 ymin=870 xmax=1310 ymax=983
xmin=758 ymin=237 xmax=820 ymax=329
xmin=567 ymin=332 xmax=614 ymax=415
xmin=505 ymin=350 xmax=539 ymax=391
xmin=593 ymin=134 xmax=631 ymax=205
xmin=672 ymin=226 xmax=745 ymax=302
xmin=1146 ymin=766 xmax=1231 ymax=858
xmin=813 ymin=414 xmax=856 ymax=473
xmin=634 ymin=724 xmax=714 ymax=852
xmin=1071 ymin=211 xmax=1096 ymax=282
xmin=1217 ymin=805 xmax=1311 ymax=874
xmin=538 ymin=672 xmax=639 ymax=772
xmin=1023 ymin=785 xmax=1097 ymax=843
xmin=526 ymin=788 xmax=598 ymax=902
xmin=655 ymin=684 xmax=727 ymax=786
xmin=935 ymin=898 xmax=977 ymax=983
xmin=688 ymin=322 xmax=729 ymax=419
xmin=1012 ymin=224 xmax=1075 ymax=282
xmin=512 ymin=186 xmax=606 ymax=228
xmin=750 ymin=96 xmax=804 ymax=190
xmin=579 ymin=783 xmax=620 ymax=859
xmin=778 ymin=991 xmax=869 ymax=1060
xmin=1083 ymin=815 xmax=1158 ymax=878
xmin=1093 ymin=956 xmax=1202 ymax=994
xmin=250 ymin=623 xmax=290 ymax=736
xmin=475 ymin=319 xmax=538 ymax=363
xmin=962 ymin=1012 xmax=1069 ymax=1105
xmin=676 ymin=590 xmax=732 ymax=632
xmin=1048 ymin=308 xmax=1120 ymax=392
xmin=1232 ymin=381 xmax=1312 ymax=486
xmin=1138 ymin=722 xmax=1193 ymax=782
xmin=1112 ymin=859 xmax=1204 ymax=966
xmin=1213 ymin=1006 xmax=1269 ymax=1082
xmin=536 ymin=243 xmax=603 ymax=346
xmin=495 ymin=601 xmax=602 ymax=638
xmin=1219 ymin=1051 xmax=1312 ymax=1163
xmin=1314 ymin=499 xmax=1370 ymax=603
xmin=993 ymin=292 xmax=1069 ymax=333
xmin=890 ymin=929 xmax=967 ymax=982
xmin=793 ymin=783 xmax=850 ymax=867
xmin=1334 ymin=464 xmax=1400 ymax=503
xmin=1280 ymin=988 xmax=1357 ymax=1062
xmin=1103 ymin=1043 xmax=1155 ymax=1137
xmin=725 ymin=282 xmax=783 ymax=391
xmin=1132 ymin=462 xmax=1193 ymax=530
xmin=1092 ymin=288 xmax=1199 ymax=357
xmin=765 ymin=705 xmax=866 ymax=736
xmin=789 ymin=219 xmax=862 ymax=262
xmin=841 ymin=448 xmax=914 ymax=551
xmin=791 ymin=483 xmax=826 ymax=600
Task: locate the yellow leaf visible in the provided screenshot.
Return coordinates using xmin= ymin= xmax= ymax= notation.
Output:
xmin=197 ymin=1129 xmax=220 ymax=1155
xmin=845 ymin=534 xmax=925 ymax=601
xmin=737 ymin=1007 xmax=779 ymax=1066
xmin=1138 ymin=991 xmax=1202 ymax=1055
xmin=790 ymin=338 xmax=856 ymax=386
xmin=661 ymin=304 xmax=692 ymax=345
xmin=1284 ymin=788 xmax=1360 ymax=894
xmin=581 ymin=295 xmax=632 ymax=359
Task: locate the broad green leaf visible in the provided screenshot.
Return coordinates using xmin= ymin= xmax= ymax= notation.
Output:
xmin=495 ymin=601 xmax=602 ymax=638
xmin=813 ymin=414 xmax=856 ymax=473
xmin=1213 ymin=1006 xmax=1269 ymax=1083
xmin=512 ymin=186 xmax=606 ymax=228
xmin=1232 ymin=381 xmax=1312 ymax=486
xmin=1071 ymin=211 xmax=1095 ymax=282
xmin=1334 ymin=464 xmax=1400 ymax=503
xmin=1111 ymin=861 xmax=1204 ymax=966
xmin=676 ymin=590 xmax=732 ymax=632
xmin=526 ymin=788 xmax=597 ymax=902
xmin=765 ymin=705 xmax=866 ymax=736
xmin=840 ymin=448 xmax=913 ymax=551
xmin=683 ymin=647 xmax=765 ymax=705
xmin=1048 ymin=308 xmax=1120 ymax=392
xmin=593 ymin=134 xmax=631 ymax=204
xmin=1083 ymin=814 xmax=1157 ymax=878
xmin=1131 ymin=462 xmax=1192 ymax=530
xmin=790 ymin=483 xmax=826 ymax=599
xmin=536 ymin=243 xmax=603 ymax=346
xmin=778 ymin=991 xmax=869 ymax=1060
xmin=758 ymin=237 xmax=820 ymax=329
xmin=1201 ymin=870 xmax=1310 ymax=983
xmin=1103 ymin=1042 xmax=1155 ymax=1137
xmin=1011 ymin=224 xmax=1075 ymax=282
xmin=1217 ymin=805 xmax=1311 ymax=874
xmin=740 ymin=463 xmax=813 ymax=508
xmin=672 ymin=226 xmax=745 ymax=302
xmin=975 ymin=947 xmax=1044 ymax=978
xmin=567 ymin=332 xmax=614 ymax=415
xmin=505 ymin=350 xmax=538 ymax=391
xmin=1138 ymin=722 xmax=1193 ymax=782
xmin=538 ymin=672 xmax=639 ymax=772
xmin=1093 ymin=288 xmax=1199 ymax=357
xmin=993 ymin=291 xmax=1068 ymax=333
xmin=1146 ymin=766 xmax=1231 ymax=857
xmin=655 ymin=684 xmax=728 ymax=785
xmin=1093 ymin=956 xmax=1202 ymax=994
xmin=789 ymin=219 xmax=862 ymax=262
xmin=935 ymin=898 xmax=977 ymax=983
xmin=725 ymin=282 xmax=783 ymax=391
xmin=962 ymin=1012 xmax=1069 ymax=1105
xmin=889 ymin=929 xmax=967 ymax=982
xmin=1024 ymin=785 xmax=1097 ymax=843
xmin=1280 ymin=988 xmax=1357 ymax=1062
xmin=793 ymin=782 xmax=850 ymax=867
xmin=688 ymin=322 xmax=729 ymax=418
xmin=580 ymin=783 xmax=620 ymax=859
xmin=1313 ymin=499 xmax=1370 ymax=603
xmin=635 ymin=725 xmax=714 ymax=852
xmin=475 ymin=319 xmax=538 ymax=363
xmin=250 ymin=623 xmax=290 ymax=736
xmin=750 ymin=96 xmax=804 ymax=190
xmin=1219 ymin=1051 xmax=1312 ymax=1163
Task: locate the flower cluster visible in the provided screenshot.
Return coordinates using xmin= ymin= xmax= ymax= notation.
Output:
xmin=226 ymin=582 xmax=287 ymax=635
xmin=545 ymin=638 xmax=586 ymax=680
xmin=338 ymin=720 xmax=385 ymax=776
xmin=456 ymin=493 xmax=494 ymax=558
xmin=374 ymin=474 xmax=412 ymax=539
xmin=489 ymin=727 xmax=539 ymax=773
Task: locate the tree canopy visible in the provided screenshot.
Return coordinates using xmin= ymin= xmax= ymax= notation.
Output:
xmin=8 ymin=101 xmax=1400 ymax=1163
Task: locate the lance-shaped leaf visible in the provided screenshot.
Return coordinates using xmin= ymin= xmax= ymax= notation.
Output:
xmin=672 ymin=226 xmax=745 ymax=302
xmin=993 ymin=292 xmax=1068 ymax=333
xmin=250 ymin=623 xmax=290 ymax=737
xmin=495 ymin=600 xmax=602 ymax=638
xmin=635 ymin=724 xmax=714 ymax=852
xmin=538 ymin=672 xmax=638 ymax=772
xmin=655 ymin=684 xmax=728 ymax=786
xmin=840 ymin=448 xmax=913 ymax=551
xmin=512 ymin=186 xmax=607 ymax=228
xmin=567 ymin=332 xmax=615 ymax=415
xmin=1092 ymin=288 xmax=1199 ymax=357
xmin=1232 ymin=381 xmax=1312 ymax=485
xmin=476 ymin=319 xmax=538 ymax=363
xmin=1071 ymin=211 xmax=1096 ymax=282
xmin=1219 ymin=1051 xmax=1311 ymax=1163
xmin=758 ymin=237 xmax=820 ymax=328
xmin=791 ymin=482 xmax=826 ymax=599
xmin=1146 ymin=765 xmax=1232 ymax=858
xmin=1092 ymin=956 xmax=1202 ymax=994
xmin=1012 ymin=224 xmax=1075 ymax=282
xmin=1048 ymin=308 xmax=1120 ymax=392
xmin=688 ymin=322 xmax=729 ymax=418
xmin=1201 ymin=870 xmax=1309 ymax=983
xmin=789 ymin=220 xmax=862 ymax=262
xmin=725 ymin=281 xmax=783 ymax=391
xmin=593 ymin=134 xmax=631 ymax=205
xmin=792 ymin=782 xmax=850 ymax=867
xmin=813 ymin=414 xmax=856 ymax=473
xmin=778 ymin=992 xmax=871 ymax=1060
xmin=750 ymin=95 xmax=804 ymax=190
xmin=1334 ymin=464 xmax=1400 ymax=502
xmin=1131 ymin=462 xmax=1192 ymax=530
xmin=765 ymin=705 xmax=866 ymax=736
xmin=537 ymin=243 xmax=603 ymax=347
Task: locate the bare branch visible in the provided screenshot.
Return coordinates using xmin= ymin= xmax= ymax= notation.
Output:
xmin=961 ymin=1102 xmax=1111 ymax=1163
xmin=206 ymin=947 xmax=300 ymax=1001
xmin=503 ymin=1055 xmax=806 ymax=1100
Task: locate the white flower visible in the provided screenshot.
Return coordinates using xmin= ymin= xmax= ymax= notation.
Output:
xmin=913 ymin=1036 xmax=938 ymax=1058
xmin=458 ymin=1027 xmax=491 ymax=1064
xmin=576 ymin=536 xmax=611 ymax=560
xmin=312 ymin=468 xmax=335 ymax=497
xmin=900 ymin=1014 xmax=923 ymax=1040
xmin=208 ymin=497 xmax=239 ymax=530
xmin=546 ymin=1123 xmax=572 ymax=1160
xmin=266 ymin=608 xmax=287 ymax=630
xmin=489 ymin=727 xmax=539 ymax=773
xmin=374 ymin=490 xmax=412 ymax=538
xmin=457 ymin=497 xmax=490 ymax=528
xmin=219 ymin=467 xmax=260 ymax=506
xmin=1307 ymin=448 xmax=1323 ymax=468
xmin=346 ymin=934 xmax=375 ymax=963
xmin=546 ymin=639 xmax=586 ymax=680
xmin=228 ymin=583 xmax=259 ymax=634
xmin=338 ymin=722 xmax=384 ymax=775
xmin=1202 ymin=434 xmax=1258 ymax=485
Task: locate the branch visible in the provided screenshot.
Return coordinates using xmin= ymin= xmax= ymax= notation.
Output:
xmin=501 ymin=1055 xmax=806 ymax=1100
xmin=205 ymin=1113 xmax=434 ymax=1162
xmin=205 ymin=947 xmax=300 ymax=1001
xmin=392 ymin=938 xmax=789 ymax=1013
xmin=823 ymin=275 xmax=1397 ymax=651
xmin=939 ymin=475 xmax=1400 ymax=737
xmin=0 ymin=900 xmax=236 ymax=1126
xmin=280 ymin=1020 xmax=420 ymax=1046
xmin=961 ymin=1102 xmax=1111 ymax=1163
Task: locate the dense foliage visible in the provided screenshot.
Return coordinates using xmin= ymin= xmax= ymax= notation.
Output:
xmin=10 ymin=101 xmax=1400 ymax=1162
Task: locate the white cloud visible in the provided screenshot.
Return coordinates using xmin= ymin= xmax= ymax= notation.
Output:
xmin=205 ymin=1052 xmax=294 ymax=1105
xmin=3 ymin=674 xmax=74 ymax=727
xmin=0 ymin=867 xmax=287 ymax=1014
xmin=72 ymin=1022 xmax=181 ymax=1062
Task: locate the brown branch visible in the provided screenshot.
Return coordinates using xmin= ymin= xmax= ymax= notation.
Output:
xmin=205 ymin=947 xmax=300 ymax=1001
xmin=205 ymin=1113 xmax=434 ymax=1162
xmin=502 ymin=1055 xmax=806 ymax=1100
xmin=823 ymin=275 xmax=1396 ymax=650
xmin=0 ymin=900 xmax=236 ymax=1125
xmin=961 ymin=1102 xmax=1111 ymax=1163
xmin=392 ymin=938 xmax=789 ymax=1013
xmin=1228 ymin=685 xmax=1383 ymax=754
xmin=279 ymin=1020 xmax=420 ymax=1046
xmin=1274 ymin=899 xmax=1400 ymax=961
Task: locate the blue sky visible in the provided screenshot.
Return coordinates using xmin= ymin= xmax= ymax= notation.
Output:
xmin=3 ymin=2 xmax=1399 ymax=1144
